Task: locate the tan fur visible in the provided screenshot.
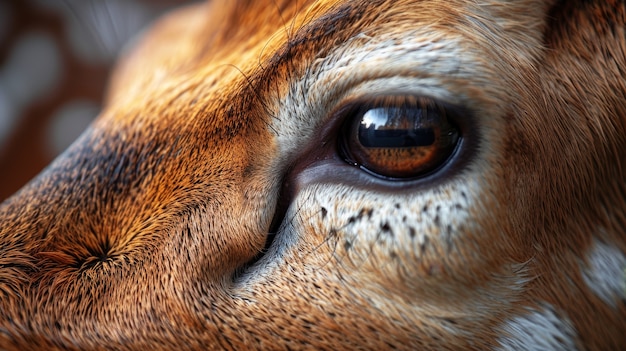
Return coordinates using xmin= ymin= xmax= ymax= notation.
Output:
xmin=1 ymin=0 xmax=625 ymax=349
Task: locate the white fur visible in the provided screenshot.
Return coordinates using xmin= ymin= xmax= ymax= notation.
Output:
xmin=581 ymin=238 xmax=626 ymax=308
xmin=496 ymin=305 xmax=579 ymax=351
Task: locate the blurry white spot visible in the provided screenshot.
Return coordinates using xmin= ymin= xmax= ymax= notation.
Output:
xmin=497 ymin=304 xmax=578 ymax=351
xmin=582 ymin=239 xmax=626 ymax=308
xmin=61 ymin=0 xmax=153 ymax=64
xmin=0 ymin=32 xmax=63 ymax=108
xmin=0 ymin=86 xmax=19 ymax=151
xmin=47 ymin=100 xmax=100 ymax=156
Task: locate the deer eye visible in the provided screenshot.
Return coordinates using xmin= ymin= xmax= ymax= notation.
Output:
xmin=340 ymin=96 xmax=460 ymax=179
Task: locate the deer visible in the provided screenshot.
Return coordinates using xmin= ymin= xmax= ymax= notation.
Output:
xmin=0 ymin=0 xmax=625 ymax=349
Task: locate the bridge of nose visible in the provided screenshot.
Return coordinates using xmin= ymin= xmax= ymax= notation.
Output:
xmin=0 ymin=30 xmax=282 ymax=321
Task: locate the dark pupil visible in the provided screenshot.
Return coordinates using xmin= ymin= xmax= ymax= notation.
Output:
xmin=357 ymin=107 xmax=436 ymax=148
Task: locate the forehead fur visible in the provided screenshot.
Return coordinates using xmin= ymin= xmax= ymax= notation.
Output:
xmin=110 ymin=0 xmax=555 ymax=108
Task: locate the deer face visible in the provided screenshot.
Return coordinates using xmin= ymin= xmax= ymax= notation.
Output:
xmin=0 ymin=0 xmax=625 ymax=349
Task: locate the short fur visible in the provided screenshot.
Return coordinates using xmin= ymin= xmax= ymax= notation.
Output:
xmin=0 ymin=0 xmax=625 ymax=350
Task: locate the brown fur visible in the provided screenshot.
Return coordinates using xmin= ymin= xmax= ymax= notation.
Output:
xmin=1 ymin=0 xmax=625 ymax=349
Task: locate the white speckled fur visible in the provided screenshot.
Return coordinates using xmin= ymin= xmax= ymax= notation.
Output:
xmin=497 ymin=304 xmax=579 ymax=351
xmin=582 ymin=238 xmax=626 ymax=308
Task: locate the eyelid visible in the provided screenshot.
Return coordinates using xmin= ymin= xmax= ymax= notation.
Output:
xmin=281 ymin=95 xmax=478 ymax=197
xmin=273 ymin=74 xmax=483 ymax=195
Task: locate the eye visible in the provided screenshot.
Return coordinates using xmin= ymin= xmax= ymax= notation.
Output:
xmin=340 ymin=96 xmax=460 ymax=179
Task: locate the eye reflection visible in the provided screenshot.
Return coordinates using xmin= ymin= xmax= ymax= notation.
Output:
xmin=358 ymin=108 xmax=435 ymax=148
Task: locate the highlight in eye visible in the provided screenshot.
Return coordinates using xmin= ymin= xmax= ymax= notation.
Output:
xmin=340 ymin=96 xmax=460 ymax=179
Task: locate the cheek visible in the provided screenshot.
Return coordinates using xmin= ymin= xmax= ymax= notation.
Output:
xmin=275 ymin=178 xmax=516 ymax=292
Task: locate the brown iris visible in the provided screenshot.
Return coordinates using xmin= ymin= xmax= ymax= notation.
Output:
xmin=342 ymin=96 xmax=459 ymax=179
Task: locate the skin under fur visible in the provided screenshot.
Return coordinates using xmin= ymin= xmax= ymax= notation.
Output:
xmin=0 ymin=0 xmax=625 ymax=349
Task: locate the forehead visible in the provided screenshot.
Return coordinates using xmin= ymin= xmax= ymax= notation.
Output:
xmin=193 ymin=0 xmax=477 ymax=73
xmin=110 ymin=0 xmax=546 ymax=109
xmin=198 ymin=0 xmax=546 ymax=61
xmin=123 ymin=1 xmax=544 ymax=71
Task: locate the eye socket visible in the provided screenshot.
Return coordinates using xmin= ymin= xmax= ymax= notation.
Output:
xmin=340 ymin=96 xmax=460 ymax=179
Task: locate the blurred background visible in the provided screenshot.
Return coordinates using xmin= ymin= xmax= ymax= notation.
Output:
xmin=0 ymin=0 xmax=198 ymax=201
